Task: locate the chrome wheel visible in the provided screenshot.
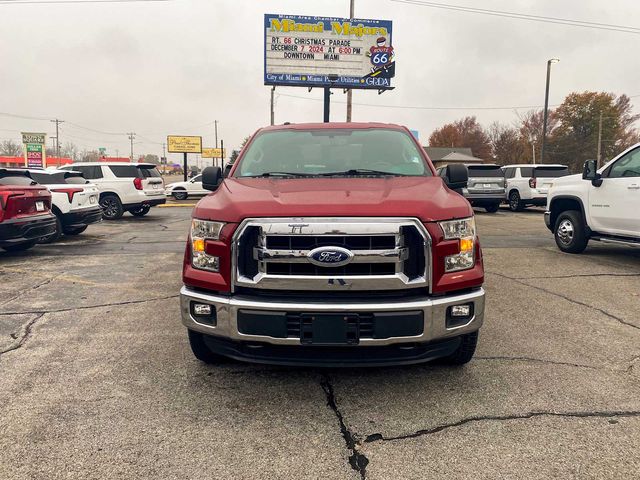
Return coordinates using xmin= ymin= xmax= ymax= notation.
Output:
xmin=557 ymin=219 xmax=574 ymax=245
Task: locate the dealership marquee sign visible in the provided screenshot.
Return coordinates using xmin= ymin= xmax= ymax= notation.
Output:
xmin=21 ymin=132 xmax=46 ymax=168
xmin=264 ymin=14 xmax=395 ymax=89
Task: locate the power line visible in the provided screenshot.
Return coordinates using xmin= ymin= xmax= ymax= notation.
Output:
xmin=0 ymin=0 xmax=171 ymax=5
xmin=279 ymin=92 xmax=640 ymax=112
xmin=390 ymin=0 xmax=640 ymax=35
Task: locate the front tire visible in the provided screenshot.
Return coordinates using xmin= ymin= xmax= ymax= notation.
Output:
xmin=63 ymin=225 xmax=88 ymax=235
xmin=484 ymin=203 xmax=500 ymax=213
xmin=442 ymin=331 xmax=478 ymax=365
xmin=38 ymin=215 xmax=62 ymax=243
xmin=100 ymin=194 xmax=124 ymax=220
xmin=129 ymin=206 xmax=151 ymax=217
xmin=172 ymin=190 xmax=188 ymax=201
xmin=554 ymin=210 xmax=589 ymax=253
xmin=2 ymin=240 xmax=37 ymax=252
xmin=188 ymin=330 xmax=226 ymax=364
xmin=509 ymin=191 xmax=524 ymax=212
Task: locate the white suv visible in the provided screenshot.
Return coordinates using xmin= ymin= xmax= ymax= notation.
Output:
xmin=165 ymin=174 xmax=207 ymax=200
xmin=27 ymin=169 xmax=102 ymax=242
xmin=545 ymin=144 xmax=640 ymax=253
xmin=60 ymin=162 xmax=165 ymax=219
xmin=503 ymin=164 xmax=569 ymax=211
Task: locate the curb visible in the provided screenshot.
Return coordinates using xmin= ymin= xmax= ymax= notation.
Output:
xmin=158 ymin=203 xmax=196 ymax=208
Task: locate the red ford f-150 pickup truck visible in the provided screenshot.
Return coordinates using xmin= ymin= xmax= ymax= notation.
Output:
xmin=181 ymin=123 xmax=485 ymax=366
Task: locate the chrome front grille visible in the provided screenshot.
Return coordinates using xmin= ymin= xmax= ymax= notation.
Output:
xmin=233 ymin=218 xmax=430 ymax=292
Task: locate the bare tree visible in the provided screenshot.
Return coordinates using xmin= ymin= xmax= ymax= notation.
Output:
xmin=0 ymin=139 xmax=22 ymax=156
xmin=61 ymin=142 xmax=80 ymax=161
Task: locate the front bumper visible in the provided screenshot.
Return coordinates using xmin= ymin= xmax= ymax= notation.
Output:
xmin=61 ymin=206 xmax=103 ymax=229
xmin=0 ymin=213 xmax=57 ymax=247
xmin=180 ymin=286 xmax=485 ymax=366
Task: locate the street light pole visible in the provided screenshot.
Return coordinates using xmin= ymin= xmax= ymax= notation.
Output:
xmin=346 ymin=0 xmax=355 ymax=122
xmin=540 ymin=58 xmax=559 ymax=165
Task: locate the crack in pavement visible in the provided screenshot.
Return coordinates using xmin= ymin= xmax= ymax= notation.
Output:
xmin=0 ymin=272 xmax=65 ymax=308
xmin=475 ymin=355 xmax=604 ymax=371
xmin=491 ymin=272 xmax=640 ymax=280
xmin=320 ymin=373 xmax=369 ymax=479
xmin=0 ymin=294 xmax=179 ymax=316
xmin=488 ymin=272 xmax=640 ymax=331
xmin=363 ymin=410 xmax=640 ymax=443
xmin=0 ymin=313 xmax=45 ymax=355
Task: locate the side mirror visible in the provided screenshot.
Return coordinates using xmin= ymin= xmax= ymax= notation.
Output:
xmin=202 ymin=166 xmax=222 ymax=191
xmin=582 ymin=159 xmax=602 ymax=187
xmin=223 ymin=163 xmax=233 ymax=178
xmin=444 ymin=164 xmax=468 ymax=191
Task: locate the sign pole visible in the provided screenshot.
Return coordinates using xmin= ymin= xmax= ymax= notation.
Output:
xmin=323 ymin=87 xmax=331 ymax=123
xmin=220 ymin=139 xmax=225 ymax=171
xmin=183 ymin=152 xmax=188 ymax=182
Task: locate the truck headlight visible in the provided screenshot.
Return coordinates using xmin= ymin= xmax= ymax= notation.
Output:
xmin=439 ymin=217 xmax=476 ymax=273
xmin=191 ymin=219 xmax=225 ymax=272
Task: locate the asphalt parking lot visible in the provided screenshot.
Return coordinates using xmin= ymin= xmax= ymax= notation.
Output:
xmin=1 ymin=206 xmax=639 ymax=480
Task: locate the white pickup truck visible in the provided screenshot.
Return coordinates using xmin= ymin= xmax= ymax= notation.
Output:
xmin=545 ymin=143 xmax=640 ymax=253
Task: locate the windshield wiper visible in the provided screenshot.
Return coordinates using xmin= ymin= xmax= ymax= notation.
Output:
xmin=319 ymin=168 xmax=404 ymax=177
xmin=246 ymin=172 xmax=315 ymax=178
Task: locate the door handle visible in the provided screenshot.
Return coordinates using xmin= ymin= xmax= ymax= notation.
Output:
xmin=628 ymin=184 xmax=640 ymax=190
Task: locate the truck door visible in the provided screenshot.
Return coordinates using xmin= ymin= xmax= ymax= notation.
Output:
xmin=588 ymin=146 xmax=640 ymax=237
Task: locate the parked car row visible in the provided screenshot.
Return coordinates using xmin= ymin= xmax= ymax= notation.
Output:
xmin=59 ymin=162 xmax=165 ymax=219
xmin=1 ymin=163 xmax=166 ymax=252
xmin=437 ymin=163 xmax=570 ymax=213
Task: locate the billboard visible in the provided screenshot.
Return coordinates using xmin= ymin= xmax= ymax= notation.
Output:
xmin=264 ymin=14 xmax=394 ymax=89
xmin=167 ymin=136 xmax=202 ymax=154
xmin=202 ymin=148 xmax=226 ymax=158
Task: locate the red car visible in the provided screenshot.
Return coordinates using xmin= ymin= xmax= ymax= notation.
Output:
xmin=0 ymin=169 xmax=57 ymax=252
xmin=180 ymin=122 xmax=485 ymax=367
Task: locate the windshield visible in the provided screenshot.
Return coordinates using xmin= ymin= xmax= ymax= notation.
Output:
xmin=235 ymin=128 xmax=430 ymax=177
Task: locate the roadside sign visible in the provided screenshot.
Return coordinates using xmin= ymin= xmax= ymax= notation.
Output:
xmin=167 ymin=135 xmax=203 ymax=154
xmin=25 ymin=143 xmax=46 ymax=168
xmin=21 ymin=132 xmax=46 ymax=145
xmin=202 ymin=148 xmax=226 ymax=158
xmin=264 ymin=14 xmax=394 ymax=89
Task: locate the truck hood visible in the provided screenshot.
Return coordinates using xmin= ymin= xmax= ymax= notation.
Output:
xmin=193 ymin=176 xmax=472 ymax=223
xmin=548 ymin=173 xmax=581 ymax=186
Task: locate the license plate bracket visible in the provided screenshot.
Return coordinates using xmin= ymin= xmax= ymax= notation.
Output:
xmin=300 ymin=313 xmax=359 ymax=345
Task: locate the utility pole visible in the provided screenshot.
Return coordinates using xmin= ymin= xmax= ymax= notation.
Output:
xmin=50 ymin=119 xmax=64 ymax=158
xmin=346 ymin=0 xmax=355 ymax=122
xmin=127 ymin=132 xmax=136 ymax=162
xmin=270 ymin=86 xmax=276 ymax=126
xmin=162 ymin=143 xmax=166 ymax=164
xmin=214 ymin=120 xmax=219 ymax=167
xmin=540 ymin=58 xmax=559 ymax=165
xmin=596 ymin=112 xmax=603 ymax=168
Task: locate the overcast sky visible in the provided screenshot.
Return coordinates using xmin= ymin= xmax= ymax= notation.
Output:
xmin=1 ymin=0 xmax=639 ymax=164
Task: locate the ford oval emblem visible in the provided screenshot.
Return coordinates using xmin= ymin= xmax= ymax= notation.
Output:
xmin=307 ymin=246 xmax=354 ymax=267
